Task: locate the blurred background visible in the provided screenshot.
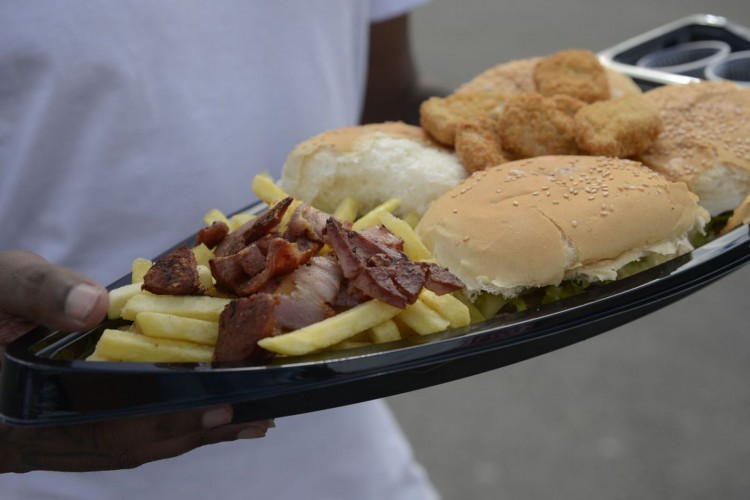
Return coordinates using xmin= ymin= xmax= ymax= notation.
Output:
xmin=387 ymin=2 xmax=750 ymax=499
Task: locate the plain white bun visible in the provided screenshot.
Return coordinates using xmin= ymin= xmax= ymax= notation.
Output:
xmin=639 ymin=81 xmax=750 ymax=216
xmin=416 ymin=155 xmax=709 ymax=298
xmin=279 ymin=122 xmax=467 ymax=216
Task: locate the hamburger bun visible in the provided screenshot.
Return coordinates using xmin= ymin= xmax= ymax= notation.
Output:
xmin=454 ymin=56 xmax=642 ymax=99
xmin=638 ymin=81 xmax=750 ymax=217
xmin=723 ymin=193 xmax=750 ymax=234
xmin=279 ymin=122 xmax=466 ymax=216
xmin=415 ymin=155 xmax=708 ymax=298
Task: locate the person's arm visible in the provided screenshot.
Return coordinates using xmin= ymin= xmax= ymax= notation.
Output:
xmin=361 ymin=14 xmax=446 ymax=125
xmin=0 ymin=250 xmax=270 ymax=473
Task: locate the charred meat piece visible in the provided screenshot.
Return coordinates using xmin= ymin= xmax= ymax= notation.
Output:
xmin=142 ymin=244 xmax=201 ymax=295
xmin=332 ymin=279 xmax=372 ymax=311
xmin=213 ymin=294 xmax=278 ymax=362
xmin=285 ymin=203 xmax=332 ymax=244
xmin=195 ymin=221 xmax=229 ymax=249
xmin=352 ymin=266 xmax=411 ymax=308
xmin=273 ymin=294 xmax=329 ymax=331
xmin=209 ymin=244 xmax=264 ymax=295
xmin=282 ymin=255 xmax=343 ymax=309
xmin=421 ymin=262 xmax=465 ymax=295
xmin=324 ymin=217 xmax=367 ymax=279
xmin=235 ymin=238 xmax=320 ymax=296
xmin=214 ymin=197 xmax=293 ymax=257
xmin=325 ymin=217 xmax=450 ymax=308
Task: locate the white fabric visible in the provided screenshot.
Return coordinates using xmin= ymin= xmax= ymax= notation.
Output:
xmin=0 ymin=1 xmax=437 ymax=499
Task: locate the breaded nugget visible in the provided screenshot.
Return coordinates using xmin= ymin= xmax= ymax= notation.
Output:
xmin=419 ymin=92 xmax=508 ymax=146
xmin=550 ymin=94 xmax=586 ymax=117
xmin=574 ymin=94 xmax=662 ymax=157
xmin=533 ymin=49 xmax=611 ymax=103
xmin=497 ymin=93 xmax=579 ymax=158
xmin=454 ymin=116 xmax=508 ymax=173
xmin=455 ymin=55 xmax=641 ymax=99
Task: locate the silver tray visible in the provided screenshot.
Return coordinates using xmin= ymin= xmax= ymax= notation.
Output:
xmin=598 ymin=14 xmax=750 ymax=89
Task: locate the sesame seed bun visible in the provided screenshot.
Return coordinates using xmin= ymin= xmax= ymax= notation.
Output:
xmin=638 ymin=82 xmax=750 ymax=217
xmin=279 ymin=122 xmax=467 ymax=216
xmin=415 ymin=155 xmax=708 ymax=298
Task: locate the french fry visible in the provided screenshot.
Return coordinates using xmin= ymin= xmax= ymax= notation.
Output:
xmin=131 ymin=258 xmax=152 ymax=283
xmin=136 ymin=312 xmax=219 ymax=345
xmin=258 ymin=300 xmax=401 ymax=356
xmin=396 ymin=299 xmax=450 ymax=336
xmin=377 ymin=211 xmax=433 ymax=261
xmin=192 ymin=243 xmax=214 ymax=268
xmin=402 ymin=212 xmax=421 ymax=229
xmin=333 ymin=196 xmax=358 ymax=222
xmin=454 ymin=292 xmax=486 ymax=324
xmin=370 ymin=319 xmax=402 ymax=344
xmin=250 ymin=174 xmax=302 ymax=229
xmin=121 ymin=293 xmax=232 ymax=322
xmin=418 ymin=289 xmax=471 ymax=328
xmin=352 ymin=198 xmax=401 ymax=231
xmin=108 ymin=283 xmax=143 ymax=320
xmin=330 ymin=340 xmax=372 ymax=351
xmin=203 ymin=208 xmax=231 ymax=228
xmin=93 ymin=329 xmax=214 ymax=362
xmin=251 ymin=173 xmax=289 ymax=205
xmin=197 ymin=264 xmax=214 ymax=290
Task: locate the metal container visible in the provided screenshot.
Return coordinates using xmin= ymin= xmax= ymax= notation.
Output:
xmin=599 ymin=14 xmax=750 ymax=89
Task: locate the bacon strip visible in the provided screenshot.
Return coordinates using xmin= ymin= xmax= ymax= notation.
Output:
xmin=214 ymin=197 xmax=293 ymax=257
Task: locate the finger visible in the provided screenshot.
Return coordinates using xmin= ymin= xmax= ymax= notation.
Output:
xmin=4 ymin=405 xmax=238 ymax=473
xmin=201 ymin=419 xmax=274 ymax=444
xmin=0 ymin=250 xmax=108 ymax=332
xmin=122 ymin=420 xmax=272 ymax=470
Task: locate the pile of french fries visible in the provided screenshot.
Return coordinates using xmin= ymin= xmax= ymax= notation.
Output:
xmin=90 ymin=174 xmax=483 ymax=363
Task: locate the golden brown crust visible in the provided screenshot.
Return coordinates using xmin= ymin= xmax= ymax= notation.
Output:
xmin=454 ymin=116 xmax=507 ymax=173
xmin=454 ymin=53 xmax=641 ymax=99
xmin=292 ymin=121 xmax=435 ymax=157
xmin=532 ymin=49 xmax=611 ymax=103
xmin=416 ymin=156 xmax=707 ymax=296
xmin=419 ymin=92 xmax=509 ymax=146
xmin=455 ymin=58 xmax=541 ymax=95
xmin=496 ymin=93 xmax=579 ymax=158
xmin=574 ymin=94 xmax=662 ymax=157
xmin=550 ymin=94 xmax=587 ymax=117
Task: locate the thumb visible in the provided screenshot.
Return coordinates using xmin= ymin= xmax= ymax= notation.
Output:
xmin=0 ymin=250 xmax=108 ymax=332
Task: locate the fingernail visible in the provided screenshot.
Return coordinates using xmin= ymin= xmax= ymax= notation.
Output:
xmin=237 ymin=425 xmax=268 ymax=439
xmin=202 ymin=406 xmax=233 ymax=429
xmin=65 ymin=284 xmax=103 ymax=323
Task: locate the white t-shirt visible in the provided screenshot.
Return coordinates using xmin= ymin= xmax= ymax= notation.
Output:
xmin=0 ymin=1 xmax=438 ymax=499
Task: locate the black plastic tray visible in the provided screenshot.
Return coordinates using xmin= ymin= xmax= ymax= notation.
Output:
xmin=1 ymin=217 xmax=747 ymax=427
xmin=598 ymin=14 xmax=750 ymax=90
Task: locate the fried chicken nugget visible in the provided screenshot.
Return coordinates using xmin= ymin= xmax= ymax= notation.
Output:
xmin=574 ymin=94 xmax=663 ymax=157
xmin=454 ymin=116 xmax=508 ymax=173
xmin=533 ymin=49 xmax=611 ymax=103
xmin=550 ymin=94 xmax=586 ymax=117
xmin=497 ymin=92 xmax=579 ymax=158
xmin=419 ymin=92 xmax=508 ymax=146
